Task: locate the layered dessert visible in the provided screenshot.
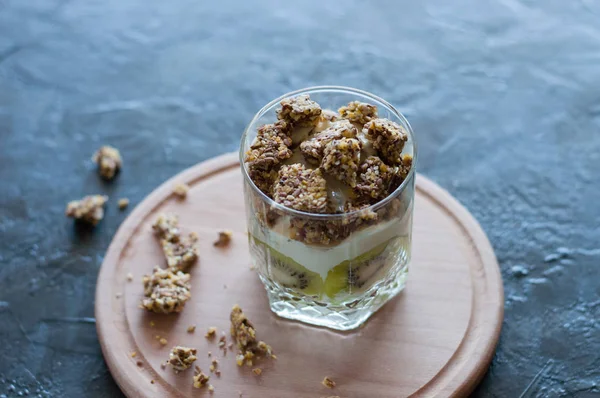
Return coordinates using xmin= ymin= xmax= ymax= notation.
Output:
xmin=242 ymin=93 xmax=414 ymax=306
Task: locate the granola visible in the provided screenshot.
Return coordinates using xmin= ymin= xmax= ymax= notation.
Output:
xmin=118 ymin=198 xmax=129 ymax=210
xmin=65 ymin=195 xmax=108 ymax=225
xmin=161 ymin=232 xmax=199 ymax=272
xmin=363 ymin=118 xmax=408 ymax=165
xmin=276 ymin=95 xmax=322 ymax=126
xmin=173 ymin=183 xmax=189 ymax=199
xmin=214 ymin=230 xmax=233 ymax=247
xmin=322 ymin=377 xmax=336 ymax=388
xmin=245 ymin=121 xmax=292 ymax=172
xmin=321 ymin=137 xmax=362 ymax=187
xmin=92 ymin=145 xmax=122 ymax=180
xmin=299 ymin=120 xmax=357 ymax=165
xmin=168 ymin=346 xmax=197 ymax=372
xmin=230 ymin=305 xmax=274 ymax=366
xmin=205 ymin=327 xmax=217 ymax=339
xmin=339 ymin=101 xmax=378 ymax=125
xmin=273 ymin=164 xmax=328 ymax=213
xmin=355 ymin=156 xmax=393 ymax=200
xmin=152 ymin=214 xmax=180 ymax=243
xmin=141 ymin=267 xmax=191 ymax=314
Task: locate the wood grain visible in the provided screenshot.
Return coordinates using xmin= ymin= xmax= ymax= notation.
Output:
xmin=95 ymin=152 xmax=503 ymax=398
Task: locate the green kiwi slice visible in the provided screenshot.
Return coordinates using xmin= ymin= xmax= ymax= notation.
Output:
xmin=250 ymin=236 xmax=324 ymax=296
xmin=323 ymin=238 xmax=399 ymax=299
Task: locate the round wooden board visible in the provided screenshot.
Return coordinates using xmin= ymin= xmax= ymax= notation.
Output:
xmin=95 ymin=152 xmax=504 ymax=398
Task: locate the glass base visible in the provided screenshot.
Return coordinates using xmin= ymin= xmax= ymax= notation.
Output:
xmin=261 ymin=263 xmax=409 ymax=331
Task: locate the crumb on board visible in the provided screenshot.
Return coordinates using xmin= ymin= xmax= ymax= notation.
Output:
xmin=115 ymin=293 xmax=122 ymax=299
xmin=126 ymin=272 xmax=133 ymax=282
xmin=152 ymin=213 xmax=180 ymax=243
xmin=130 ymin=351 xmax=136 ymax=358
xmin=150 ymin=380 xmax=155 ymax=384
xmin=230 ymin=305 xmax=274 ymax=366
xmin=118 ymin=198 xmax=129 ymax=210
xmin=205 ymin=327 xmax=217 ymax=339
xmin=141 ymin=267 xmax=191 ymax=314
xmin=208 ymin=351 xmax=212 ymax=357
xmin=161 ymin=232 xmax=199 ymax=272
xmin=160 ymin=363 xmax=167 ymax=369
xmin=208 ymin=384 xmax=215 ymax=393
xmin=252 ymin=368 xmax=262 ymax=376
xmin=159 ymin=337 xmax=168 ymax=346
xmin=92 ymin=145 xmax=122 ymax=180
xmin=168 ymin=346 xmax=197 ymax=372
xmin=215 ymin=369 xmax=221 ymax=377
xmin=65 ymin=195 xmax=108 ymax=225
xmin=322 ymin=376 xmax=336 ymax=388
xmin=213 ymin=230 xmax=233 ymax=247
xmin=136 ymin=361 xmax=143 ymax=367
xmin=193 ymin=366 xmax=210 ymax=388
xmin=150 ymin=321 xmax=155 ymax=327
xmin=187 ymin=325 xmax=196 ymax=333
xmin=173 ymin=183 xmax=190 ymax=199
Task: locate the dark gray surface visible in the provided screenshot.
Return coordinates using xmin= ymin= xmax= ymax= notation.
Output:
xmin=1 ymin=0 xmax=599 ymax=397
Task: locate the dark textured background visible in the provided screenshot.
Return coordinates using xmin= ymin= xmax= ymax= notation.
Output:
xmin=1 ymin=0 xmax=599 ymax=397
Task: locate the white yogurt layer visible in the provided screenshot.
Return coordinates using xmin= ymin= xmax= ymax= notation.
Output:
xmin=249 ymin=215 xmax=405 ymax=280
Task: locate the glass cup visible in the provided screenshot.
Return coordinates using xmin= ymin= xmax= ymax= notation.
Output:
xmin=240 ymin=86 xmax=417 ymax=330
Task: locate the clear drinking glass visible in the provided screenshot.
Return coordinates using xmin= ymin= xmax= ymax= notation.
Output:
xmin=240 ymin=86 xmax=417 ymax=330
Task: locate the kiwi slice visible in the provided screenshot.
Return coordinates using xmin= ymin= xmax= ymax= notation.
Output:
xmin=250 ymin=236 xmax=324 ymax=296
xmin=323 ymin=238 xmax=397 ymax=299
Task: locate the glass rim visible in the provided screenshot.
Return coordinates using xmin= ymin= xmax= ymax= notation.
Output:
xmin=239 ymin=85 xmax=418 ymax=220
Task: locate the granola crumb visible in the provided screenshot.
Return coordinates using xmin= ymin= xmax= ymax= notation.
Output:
xmin=161 ymin=232 xmax=199 ymax=272
xmin=150 ymin=321 xmax=155 ymax=327
xmin=65 ymin=195 xmax=108 ymax=225
xmin=172 ymin=183 xmax=189 ymax=199
xmin=160 ymin=362 xmax=166 ymax=369
xmin=187 ymin=325 xmax=196 ymax=333
xmin=321 ymin=137 xmax=362 ymax=187
xmin=192 ymin=366 xmax=210 ymax=388
xmin=212 ymin=359 xmax=219 ymax=367
xmin=130 ymin=351 xmax=137 ymax=358
xmin=152 ymin=214 xmax=180 ymax=242
xmin=141 ymin=267 xmax=191 ymax=314
xmin=209 ymin=365 xmax=215 ymax=372
xmin=136 ymin=361 xmax=143 ymax=367
xmin=322 ymin=377 xmax=336 ymax=388
xmin=168 ymin=346 xmax=197 ymax=372
xmin=159 ymin=337 xmax=168 ymax=346
xmin=92 ymin=145 xmax=122 ymax=180
xmin=273 ymin=164 xmax=328 ymax=213
xmin=252 ymin=368 xmax=262 ymax=376
xmin=228 ymin=342 xmax=233 ymax=349
xmin=277 ymin=94 xmax=322 ymax=126
xmin=150 ymin=379 xmax=155 ymax=384
xmin=213 ymin=230 xmax=233 ymax=247
xmin=208 ymin=384 xmax=214 ymax=393
xmin=230 ymin=305 xmax=274 ymax=366
xmin=363 ymin=118 xmax=408 ymax=165
xmin=208 ymin=351 xmax=212 ymax=357
xmin=118 ymin=198 xmax=129 ymax=210
xmin=205 ymin=327 xmax=217 ymax=339
xmin=338 ymin=101 xmax=378 ymax=125
xmin=126 ymin=272 xmax=133 ymax=282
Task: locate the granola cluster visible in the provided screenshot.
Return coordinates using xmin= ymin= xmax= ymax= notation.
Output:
xmin=273 ymin=164 xmax=328 ymax=213
xmin=355 ymin=156 xmax=394 ymax=200
xmin=321 ymin=137 xmax=362 ymax=187
xmin=244 ymin=121 xmax=293 ymax=196
xmin=299 ymin=119 xmax=357 ymax=165
xmin=152 ymin=213 xmax=198 ymax=271
xmin=65 ymin=195 xmax=108 ymax=225
xmin=141 ymin=267 xmax=191 ymax=314
xmin=338 ymin=101 xmax=378 ymax=125
xmin=168 ymin=346 xmax=197 ymax=372
xmin=230 ymin=305 xmax=274 ymax=366
xmin=192 ymin=366 xmax=210 ymax=387
xmin=276 ymin=94 xmax=322 ymax=126
xmin=363 ymin=118 xmax=408 ymax=165
xmin=92 ymin=145 xmax=122 ymax=180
